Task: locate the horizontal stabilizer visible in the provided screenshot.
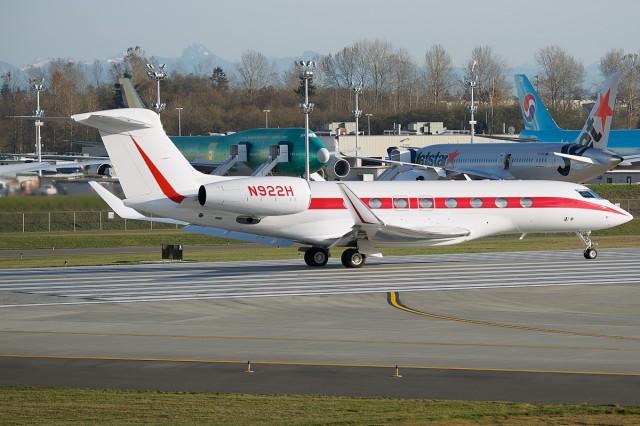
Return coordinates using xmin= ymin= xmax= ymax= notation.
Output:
xmin=72 ymin=112 xmax=153 ymax=134
xmin=553 ymin=152 xmax=595 ymax=164
xmin=88 ymin=181 xmax=187 ymax=225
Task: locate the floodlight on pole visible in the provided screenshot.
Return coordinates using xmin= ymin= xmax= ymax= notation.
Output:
xmin=297 ymin=60 xmax=315 ymax=182
xmin=147 ymin=63 xmax=167 ymax=114
xmin=351 ymin=81 xmax=363 ymax=166
xmin=365 ymin=113 xmax=373 ymax=136
xmin=466 ymin=61 xmax=478 ymax=143
xmin=262 ymin=109 xmax=270 ymax=128
xmin=30 ymin=78 xmax=45 ymax=176
xmin=176 ymin=107 xmax=183 ymax=136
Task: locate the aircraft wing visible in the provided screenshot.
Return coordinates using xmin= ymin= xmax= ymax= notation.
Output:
xmin=335 ymin=183 xmax=470 ymax=247
xmin=181 ymin=225 xmax=295 ymax=247
xmin=448 ymin=167 xmax=516 ymax=180
xmin=0 ymin=160 xmax=107 ymax=176
xmin=619 ymin=155 xmax=640 ymax=166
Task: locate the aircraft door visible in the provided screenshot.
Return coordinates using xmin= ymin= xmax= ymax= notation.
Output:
xmin=500 ymin=153 xmax=512 ymax=170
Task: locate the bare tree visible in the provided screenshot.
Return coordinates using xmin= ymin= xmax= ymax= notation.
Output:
xmin=363 ymin=39 xmax=395 ymax=109
xmin=234 ymin=49 xmax=277 ymax=102
xmin=599 ymin=49 xmax=640 ymax=129
xmin=466 ymin=46 xmax=510 ymax=103
xmin=534 ymin=45 xmax=585 ymax=109
xmin=424 ymin=44 xmax=455 ymax=105
xmin=389 ymin=48 xmax=418 ymax=112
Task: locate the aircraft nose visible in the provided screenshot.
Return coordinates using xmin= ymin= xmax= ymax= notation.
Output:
xmin=316 ymin=148 xmax=330 ymax=164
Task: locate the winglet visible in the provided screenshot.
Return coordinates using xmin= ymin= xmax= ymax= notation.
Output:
xmin=337 ymin=183 xmax=383 ymax=226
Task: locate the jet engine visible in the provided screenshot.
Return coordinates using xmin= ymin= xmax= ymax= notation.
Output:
xmin=323 ymin=155 xmax=351 ymax=179
xmin=85 ymin=163 xmax=113 ymax=176
xmin=198 ymin=176 xmax=311 ymax=216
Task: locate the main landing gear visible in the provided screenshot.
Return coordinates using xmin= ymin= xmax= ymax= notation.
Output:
xmin=576 ymin=231 xmax=598 ymax=260
xmin=303 ymin=247 xmax=367 ymax=268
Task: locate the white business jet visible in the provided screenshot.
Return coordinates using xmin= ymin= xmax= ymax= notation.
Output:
xmin=76 ymin=108 xmax=632 ymax=268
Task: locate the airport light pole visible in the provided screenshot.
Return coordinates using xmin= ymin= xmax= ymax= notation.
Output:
xmin=176 ymin=107 xmax=183 ymax=136
xmin=146 ymin=63 xmax=167 ymax=114
xmin=263 ymin=109 xmax=270 ymax=128
xmin=365 ymin=113 xmax=373 ymax=136
xmin=30 ymin=78 xmax=45 ymax=176
xmin=351 ymin=82 xmax=363 ymax=166
xmin=298 ymin=61 xmax=315 ymax=182
xmin=466 ymin=61 xmax=478 ymax=143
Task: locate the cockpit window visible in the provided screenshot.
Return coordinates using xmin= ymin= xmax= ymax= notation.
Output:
xmin=577 ymin=189 xmax=601 ymax=199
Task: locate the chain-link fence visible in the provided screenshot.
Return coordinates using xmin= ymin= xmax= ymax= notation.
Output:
xmin=0 ymin=211 xmax=181 ymax=233
xmin=1 ymin=199 xmax=638 ymax=234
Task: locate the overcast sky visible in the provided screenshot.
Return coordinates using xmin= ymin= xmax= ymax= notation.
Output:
xmin=1 ymin=0 xmax=638 ymax=68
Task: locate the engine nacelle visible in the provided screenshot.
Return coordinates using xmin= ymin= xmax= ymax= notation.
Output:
xmin=323 ymin=155 xmax=351 ymax=179
xmin=198 ymin=176 xmax=311 ymax=216
xmin=387 ymin=147 xmax=417 ymax=163
xmin=85 ymin=163 xmax=113 ymax=176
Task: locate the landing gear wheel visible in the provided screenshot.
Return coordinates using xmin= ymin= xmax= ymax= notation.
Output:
xmin=583 ymin=248 xmax=597 ymax=260
xmin=341 ymin=248 xmax=366 ymax=268
xmin=304 ymin=247 xmax=329 ymax=267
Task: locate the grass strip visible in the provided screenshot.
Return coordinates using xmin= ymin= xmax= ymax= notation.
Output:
xmin=2 ymin=387 xmax=640 ymax=425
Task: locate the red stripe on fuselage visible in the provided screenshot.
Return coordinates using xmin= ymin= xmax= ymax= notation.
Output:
xmin=309 ymin=197 xmax=626 ymax=215
xmin=131 ymin=136 xmax=186 ymax=203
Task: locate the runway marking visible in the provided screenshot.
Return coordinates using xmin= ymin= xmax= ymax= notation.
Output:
xmin=388 ymin=292 xmax=640 ymax=342
xmin=2 ymin=353 xmax=639 ymax=377
xmin=2 ymin=330 xmax=638 ymax=352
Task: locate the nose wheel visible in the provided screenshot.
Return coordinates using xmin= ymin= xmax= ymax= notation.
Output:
xmin=583 ymin=248 xmax=597 ymax=259
xmin=576 ymin=231 xmax=598 ymax=260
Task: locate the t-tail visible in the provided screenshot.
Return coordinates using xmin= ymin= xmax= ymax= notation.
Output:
xmin=574 ymin=71 xmax=620 ymax=151
xmin=515 ymin=74 xmax=561 ymax=132
xmin=72 ymin=108 xmax=214 ymax=203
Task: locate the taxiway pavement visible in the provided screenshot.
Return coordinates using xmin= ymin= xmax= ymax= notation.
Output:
xmin=1 ymin=249 xmax=639 ymax=403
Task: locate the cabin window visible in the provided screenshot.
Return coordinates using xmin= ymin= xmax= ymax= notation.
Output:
xmin=520 ymin=197 xmax=533 ymax=208
xmin=495 ymin=197 xmax=508 ymax=208
xmin=393 ymin=198 xmax=409 ymax=209
xmin=445 ymin=198 xmax=458 ymax=208
xmin=470 ymin=197 xmax=483 ymax=208
xmin=369 ymin=198 xmax=383 ymax=209
xmin=419 ymin=198 xmax=434 ymax=209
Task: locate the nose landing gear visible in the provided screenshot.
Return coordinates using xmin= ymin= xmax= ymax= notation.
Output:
xmin=576 ymin=231 xmax=598 ymax=260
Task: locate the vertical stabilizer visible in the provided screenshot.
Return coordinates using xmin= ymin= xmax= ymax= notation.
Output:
xmin=119 ymin=78 xmax=146 ymax=109
xmin=73 ymin=108 xmax=208 ymax=201
xmin=575 ymin=72 xmax=620 ymax=150
xmin=515 ymin=74 xmax=561 ymax=132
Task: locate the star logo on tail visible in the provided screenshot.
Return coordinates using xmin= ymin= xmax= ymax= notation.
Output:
xmin=594 ymin=89 xmax=613 ymax=132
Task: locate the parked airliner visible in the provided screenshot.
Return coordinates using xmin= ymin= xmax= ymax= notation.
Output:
xmin=77 ymin=108 xmax=631 ymax=267
xmin=516 ymin=73 xmax=640 ymax=157
xmin=367 ymin=72 xmax=637 ymax=182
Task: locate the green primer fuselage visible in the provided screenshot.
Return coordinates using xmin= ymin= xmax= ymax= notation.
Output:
xmin=169 ymin=128 xmax=327 ymax=176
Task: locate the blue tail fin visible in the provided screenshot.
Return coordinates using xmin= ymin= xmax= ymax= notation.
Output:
xmin=514 ymin=74 xmax=561 ymax=132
